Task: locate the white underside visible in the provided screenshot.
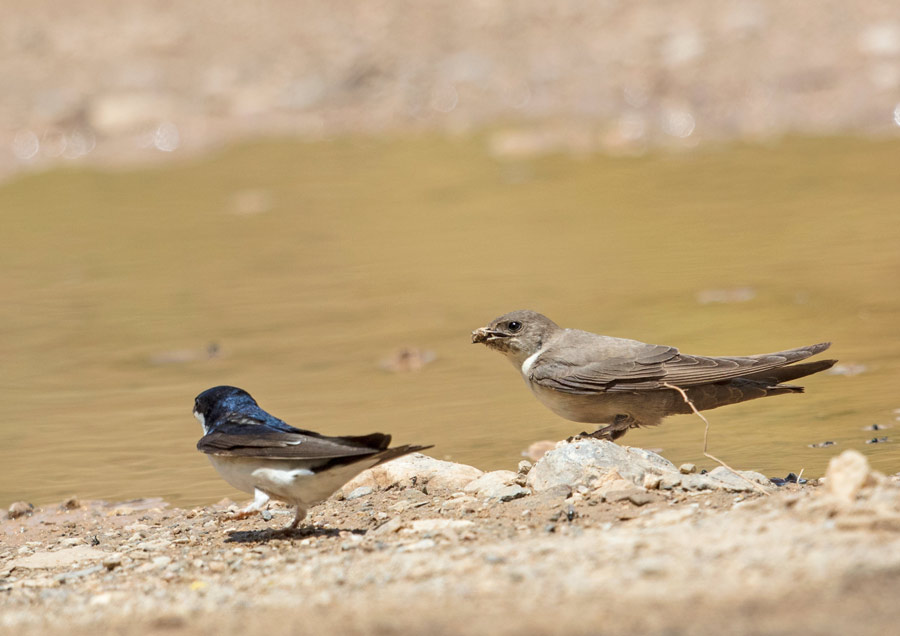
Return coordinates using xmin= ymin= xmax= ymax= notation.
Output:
xmin=206 ymin=454 xmax=382 ymax=510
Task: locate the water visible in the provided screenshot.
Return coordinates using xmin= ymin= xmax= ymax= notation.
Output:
xmin=2 ymin=135 xmax=898 ymax=508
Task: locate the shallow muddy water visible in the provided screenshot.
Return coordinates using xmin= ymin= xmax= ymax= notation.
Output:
xmin=2 ymin=135 xmax=899 ymax=507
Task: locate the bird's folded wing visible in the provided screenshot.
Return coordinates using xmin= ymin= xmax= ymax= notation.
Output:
xmin=197 ymin=419 xmax=391 ymax=459
xmin=531 ymin=342 xmax=831 ymax=393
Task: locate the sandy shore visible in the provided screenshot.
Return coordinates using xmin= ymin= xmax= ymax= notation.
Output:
xmin=3 ymin=443 xmax=900 ymax=635
xmin=3 ymin=0 xmax=900 ymax=180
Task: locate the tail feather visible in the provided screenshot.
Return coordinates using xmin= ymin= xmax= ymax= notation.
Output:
xmin=371 ymin=444 xmax=433 ymax=467
xmin=743 ymin=358 xmax=838 ymax=385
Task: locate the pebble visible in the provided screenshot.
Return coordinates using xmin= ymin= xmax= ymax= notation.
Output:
xmin=59 ymin=497 xmax=81 ymax=510
xmin=826 ymin=450 xmax=876 ymax=502
xmin=679 ymin=464 xmax=698 ymax=475
xmin=8 ymin=501 xmax=34 ymax=519
xmin=102 ymin=554 xmax=123 ymax=570
xmin=346 ymin=486 xmax=375 ymax=500
xmin=809 ymin=441 xmax=836 ymax=448
xmin=400 ymin=539 xmax=436 ymax=552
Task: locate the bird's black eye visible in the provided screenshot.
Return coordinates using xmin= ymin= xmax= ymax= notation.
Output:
xmin=507 ymin=321 xmax=523 ymax=333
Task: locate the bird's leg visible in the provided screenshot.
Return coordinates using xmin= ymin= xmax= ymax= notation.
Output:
xmin=230 ymin=488 xmax=270 ymax=520
xmin=586 ymin=415 xmax=633 ymax=441
xmin=568 ymin=416 xmax=633 ymax=442
xmin=287 ymin=505 xmax=308 ymax=531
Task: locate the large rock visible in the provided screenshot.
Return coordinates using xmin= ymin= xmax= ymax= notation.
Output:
xmin=340 ymin=453 xmax=483 ymax=496
xmin=526 ymin=439 xmax=677 ymax=492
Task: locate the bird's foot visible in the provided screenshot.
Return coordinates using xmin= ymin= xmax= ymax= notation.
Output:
xmin=284 ymin=506 xmax=308 ymax=532
xmin=227 ymin=488 xmax=270 ymax=522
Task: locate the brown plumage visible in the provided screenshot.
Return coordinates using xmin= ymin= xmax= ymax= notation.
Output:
xmin=473 ymin=310 xmax=836 ymax=440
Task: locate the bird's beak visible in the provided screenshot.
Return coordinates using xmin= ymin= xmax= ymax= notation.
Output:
xmin=472 ymin=327 xmax=503 ymax=344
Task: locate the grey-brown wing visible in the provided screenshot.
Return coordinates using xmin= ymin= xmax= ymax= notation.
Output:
xmin=531 ymin=341 xmax=832 ymax=393
xmin=656 ymin=342 xmax=832 ymax=388
xmin=197 ymin=420 xmax=391 ymax=459
xmin=530 ymin=342 xmax=679 ymax=394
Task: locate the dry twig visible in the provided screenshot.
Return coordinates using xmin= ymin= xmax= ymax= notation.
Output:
xmin=662 ymin=382 xmax=770 ymax=496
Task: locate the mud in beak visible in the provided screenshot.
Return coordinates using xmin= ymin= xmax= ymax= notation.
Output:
xmin=472 ymin=327 xmax=503 ymax=344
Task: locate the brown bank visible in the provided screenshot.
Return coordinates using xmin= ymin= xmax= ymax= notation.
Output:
xmin=3 ymin=440 xmax=900 ymax=636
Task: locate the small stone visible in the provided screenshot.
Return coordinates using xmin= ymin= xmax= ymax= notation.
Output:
xmin=659 ymin=475 xmax=682 ymax=490
xmin=680 ymin=474 xmax=716 ymax=491
xmin=826 ymin=450 xmax=877 ymax=502
xmin=407 ymin=519 xmax=474 ymax=533
xmin=809 ymin=441 xmax=836 ymax=449
xmin=494 ymin=485 xmax=530 ymax=503
xmin=59 ymin=538 xmax=82 ymax=547
xmin=400 ymin=539 xmax=435 ymax=552
xmin=679 ymin=463 xmax=697 ymax=475
xmin=517 ymin=460 xmax=533 ymax=475
xmin=464 ymin=470 xmax=518 ymax=496
xmin=373 ymin=517 xmax=404 ymax=535
xmin=8 ymin=501 xmax=34 ymax=519
xmin=346 ymin=486 xmax=374 ymax=500
xmin=642 ymin=474 xmax=662 ymax=490
xmin=866 ymin=437 xmax=890 ymax=444
xmin=440 ymin=497 xmax=478 ymax=514
xmin=152 ymin=556 xmax=172 ymax=568
xmin=60 ymin=497 xmax=81 ymax=510
xmin=102 ymin=554 xmax=123 ymax=570
xmin=208 ymin=561 xmax=226 ymax=573
xmin=605 ymin=488 xmax=652 ymax=506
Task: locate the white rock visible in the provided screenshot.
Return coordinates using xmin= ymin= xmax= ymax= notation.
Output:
xmin=464 ymin=470 xmax=518 ymax=498
xmin=12 ymin=546 xmax=107 ymax=569
xmin=345 ymin=486 xmax=374 ymax=500
xmin=406 ymin=519 xmax=474 ymax=533
xmin=826 ymin=450 xmax=877 ymax=503
xmin=341 ymin=454 xmax=482 ymax=496
xmin=707 ymin=467 xmax=770 ymax=492
xmin=526 ymin=439 xmax=677 ymax=492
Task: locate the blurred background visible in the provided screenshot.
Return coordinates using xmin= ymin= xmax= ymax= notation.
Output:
xmin=1 ymin=1 xmax=899 ymax=508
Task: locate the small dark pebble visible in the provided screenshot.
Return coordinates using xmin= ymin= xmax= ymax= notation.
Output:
xmin=770 ymin=472 xmax=808 ymax=487
xmin=544 ymin=523 xmax=557 ymax=533
xmin=862 ymin=424 xmax=890 ymax=431
xmin=700 ymin=469 xmax=708 ymax=475
xmin=60 ymin=497 xmax=81 ymax=510
xmin=866 ymin=437 xmax=890 ymax=444
xmin=566 ymin=504 xmax=577 ymax=522
xmin=808 ymin=441 xmax=836 ymax=448
xmin=90 ymin=535 xmax=100 ymax=546
xmin=8 ymin=501 xmax=34 ymax=519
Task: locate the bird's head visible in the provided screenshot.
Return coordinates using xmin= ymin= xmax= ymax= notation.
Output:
xmin=193 ymin=385 xmax=257 ymax=433
xmin=472 ymin=310 xmax=559 ymax=366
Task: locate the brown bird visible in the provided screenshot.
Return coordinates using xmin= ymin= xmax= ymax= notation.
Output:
xmin=472 ymin=310 xmax=836 ymax=440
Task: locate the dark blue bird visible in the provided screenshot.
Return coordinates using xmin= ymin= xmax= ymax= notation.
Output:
xmin=193 ymin=386 xmax=431 ymax=529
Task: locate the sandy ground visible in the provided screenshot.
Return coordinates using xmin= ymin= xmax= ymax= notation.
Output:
xmin=4 ymin=452 xmax=900 ymax=636
xmin=3 ymin=0 xmax=900 ymax=179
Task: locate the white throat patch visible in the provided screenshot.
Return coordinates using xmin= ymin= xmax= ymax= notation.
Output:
xmin=194 ymin=411 xmax=208 ymax=434
xmin=521 ymin=350 xmax=541 ymax=377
